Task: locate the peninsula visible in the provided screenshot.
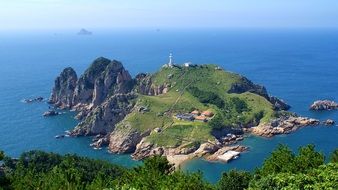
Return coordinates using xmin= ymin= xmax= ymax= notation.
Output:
xmin=48 ymin=56 xmax=320 ymax=166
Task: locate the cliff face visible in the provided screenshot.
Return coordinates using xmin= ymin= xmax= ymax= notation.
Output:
xmin=72 ymin=57 xmax=133 ymax=109
xmin=49 ymin=67 xmax=77 ymax=109
xmin=49 ymin=57 xmax=135 ymax=136
xmin=71 ymin=93 xmax=137 ymax=136
xmin=50 ymin=57 xmax=133 ymax=110
xmin=135 ymin=73 xmax=169 ymax=96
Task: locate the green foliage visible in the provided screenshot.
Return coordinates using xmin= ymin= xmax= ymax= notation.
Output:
xmin=209 ymin=113 xmax=226 ymax=129
xmin=259 ymin=144 xmax=325 ymax=176
xmin=228 ymin=97 xmax=249 ymax=113
xmin=119 ymin=156 xmax=213 ymax=190
xmin=294 ymin=144 xmax=325 ymax=172
xmin=187 ymin=86 xmax=225 ymax=108
xmin=259 ymin=144 xmax=296 ymax=175
xmin=217 ymin=170 xmax=252 ymax=190
xmin=1 ymin=145 xmax=336 ymax=190
xmin=5 ymin=151 xmax=124 ymax=190
xmin=330 ymin=149 xmax=338 ymax=163
xmin=249 ymin=163 xmax=338 ymax=190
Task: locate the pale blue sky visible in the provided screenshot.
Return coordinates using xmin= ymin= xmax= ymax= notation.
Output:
xmin=1 ymin=0 xmax=338 ymax=30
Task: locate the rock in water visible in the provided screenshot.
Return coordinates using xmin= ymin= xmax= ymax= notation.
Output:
xmin=310 ymin=100 xmax=338 ymax=110
xmin=24 ymin=96 xmax=44 ymax=103
xmin=49 ymin=67 xmax=77 ymax=109
xmin=323 ymin=119 xmax=335 ymax=126
xmin=43 ymin=110 xmax=59 ymax=117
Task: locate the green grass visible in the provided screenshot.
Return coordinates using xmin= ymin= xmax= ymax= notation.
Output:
xmin=146 ymin=122 xmax=213 ymax=147
xmin=118 ymin=64 xmax=278 ymax=147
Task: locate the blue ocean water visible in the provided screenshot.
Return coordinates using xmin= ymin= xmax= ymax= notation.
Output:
xmin=0 ymin=29 xmax=337 ymax=183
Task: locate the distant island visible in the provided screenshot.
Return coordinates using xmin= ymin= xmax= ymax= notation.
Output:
xmin=77 ymin=28 xmax=92 ymax=35
xmin=48 ymin=55 xmax=324 ymax=166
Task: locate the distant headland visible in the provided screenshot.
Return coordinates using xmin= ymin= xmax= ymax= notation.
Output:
xmin=77 ymin=28 xmax=93 ymax=35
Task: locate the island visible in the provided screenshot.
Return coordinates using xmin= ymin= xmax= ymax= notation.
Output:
xmin=48 ymin=56 xmax=320 ymax=166
xmin=77 ymin=28 xmax=92 ymax=35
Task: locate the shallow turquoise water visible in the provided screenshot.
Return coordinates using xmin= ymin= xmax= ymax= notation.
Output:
xmin=0 ymin=29 xmax=337 ymax=182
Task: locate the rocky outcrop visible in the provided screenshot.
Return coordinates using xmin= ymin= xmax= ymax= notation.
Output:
xmin=109 ymin=125 xmax=151 ymax=154
xmin=50 ymin=57 xmax=134 ymax=111
xmin=269 ymin=96 xmax=291 ymax=111
xmin=24 ymin=96 xmax=44 ymax=103
xmin=71 ymin=93 xmax=137 ymax=136
xmin=49 ymin=67 xmax=77 ymax=109
xmin=228 ymin=76 xmax=290 ymax=111
xmin=250 ymin=116 xmax=320 ymax=137
xmin=90 ymin=135 xmax=109 ymax=149
xmin=323 ymin=119 xmax=335 ymax=126
xmin=310 ymin=100 xmax=338 ymax=111
xmin=135 ymin=73 xmax=169 ymax=95
xmin=43 ymin=110 xmax=59 ymax=117
xmin=228 ymin=76 xmax=269 ymax=98
xmin=72 ymin=57 xmax=133 ymax=109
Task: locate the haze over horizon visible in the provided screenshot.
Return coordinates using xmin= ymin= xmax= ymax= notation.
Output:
xmin=1 ymin=0 xmax=338 ymax=31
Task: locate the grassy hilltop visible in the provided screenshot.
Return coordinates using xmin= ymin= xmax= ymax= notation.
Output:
xmin=118 ymin=64 xmax=276 ymax=148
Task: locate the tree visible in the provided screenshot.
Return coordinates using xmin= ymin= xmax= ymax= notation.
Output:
xmin=330 ymin=148 xmax=338 ymax=163
xmin=294 ymin=144 xmax=324 ymax=172
xmin=218 ymin=170 xmax=252 ymax=190
xmin=259 ymin=144 xmax=295 ymax=175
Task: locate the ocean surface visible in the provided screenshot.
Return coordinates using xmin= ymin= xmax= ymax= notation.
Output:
xmin=0 ymin=29 xmax=337 ymax=183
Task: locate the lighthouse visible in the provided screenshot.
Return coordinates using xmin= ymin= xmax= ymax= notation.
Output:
xmin=168 ymin=53 xmax=174 ymax=68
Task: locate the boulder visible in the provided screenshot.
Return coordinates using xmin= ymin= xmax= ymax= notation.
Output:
xmin=323 ymin=119 xmax=335 ymax=126
xmin=310 ymin=100 xmax=338 ymax=111
xmin=43 ymin=110 xmax=59 ymax=117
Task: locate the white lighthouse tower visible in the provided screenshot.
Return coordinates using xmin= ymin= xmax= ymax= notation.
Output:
xmin=168 ymin=53 xmax=174 ymax=68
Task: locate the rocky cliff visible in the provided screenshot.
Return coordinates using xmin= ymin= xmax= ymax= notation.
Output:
xmin=71 ymin=93 xmax=137 ymax=136
xmin=135 ymin=73 xmax=169 ymax=95
xmin=49 ymin=57 xmax=133 ymax=111
xmin=49 ymin=67 xmax=77 ymax=109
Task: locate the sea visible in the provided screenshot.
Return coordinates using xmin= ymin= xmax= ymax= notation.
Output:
xmin=0 ymin=28 xmax=337 ymax=183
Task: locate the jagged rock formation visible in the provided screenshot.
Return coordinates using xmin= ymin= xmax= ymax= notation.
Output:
xmin=49 ymin=67 xmax=77 ymax=109
xmin=109 ymin=124 xmax=151 ymax=154
xmin=135 ymin=73 xmax=169 ymax=95
xmin=49 ymin=57 xmax=133 ymax=110
xmin=72 ymin=57 xmax=133 ymax=108
xmin=310 ymin=100 xmax=338 ymax=111
xmin=71 ymin=93 xmax=137 ymax=136
xmin=49 ymin=57 xmax=135 ymax=136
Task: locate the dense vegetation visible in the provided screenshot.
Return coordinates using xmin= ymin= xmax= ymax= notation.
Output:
xmin=1 ymin=145 xmax=337 ymax=190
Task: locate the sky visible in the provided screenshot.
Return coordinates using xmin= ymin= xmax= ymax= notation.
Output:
xmin=1 ymin=0 xmax=338 ymax=30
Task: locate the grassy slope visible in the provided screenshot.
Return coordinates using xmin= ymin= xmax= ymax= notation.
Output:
xmin=120 ymin=65 xmax=275 ymax=147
